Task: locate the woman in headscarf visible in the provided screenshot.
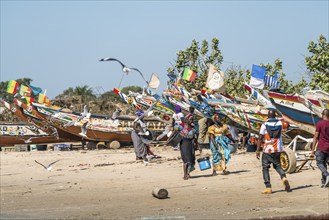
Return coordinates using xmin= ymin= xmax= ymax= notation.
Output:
xmin=172 ymin=105 xmax=184 ymax=125
xmin=132 ymin=109 xmax=160 ymax=163
xmin=175 ymin=116 xmax=196 ymax=180
xmin=131 ymin=119 xmax=149 ymax=164
xmin=171 ymin=105 xmax=185 ymax=150
xmin=208 ymin=113 xmax=236 ymax=175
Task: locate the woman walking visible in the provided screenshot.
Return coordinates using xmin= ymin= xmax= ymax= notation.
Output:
xmin=175 ymin=116 xmax=197 ymax=180
xmin=208 ymin=114 xmax=235 ymax=176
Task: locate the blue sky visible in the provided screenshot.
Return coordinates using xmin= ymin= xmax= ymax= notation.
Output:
xmin=1 ymin=1 xmax=328 ymax=98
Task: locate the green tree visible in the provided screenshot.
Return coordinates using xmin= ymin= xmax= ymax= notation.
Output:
xmin=224 ymin=65 xmax=250 ymax=97
xmin=167 ymin=38 xmax=224 ymax=91
xmin=260 ymin=58 xmax=308 ymax=94
xmin=56 ymin=85 xmax=96 ymax=102
xmin=305 ymin=34 xmax=329 ymax=92
xmin=100 ymin=91 xmax=120 ymax=102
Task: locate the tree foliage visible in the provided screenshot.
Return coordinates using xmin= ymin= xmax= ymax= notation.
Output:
xmin=55 ymin=85 xmax=96 ymax=103
xmin=224 ymin=65 xmax=250 ymax=97
xmin=305 ymin=34 xmax=329 ymax=92
xmin=167 ymin=38 xmax=309 ymax=96
xmin=260 ymin=58 xmax=308 ymax=94
xmin=167 ymin=38 xmax=223 ymax=91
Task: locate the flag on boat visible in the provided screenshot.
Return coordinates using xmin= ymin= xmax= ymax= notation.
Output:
xmin=6 ymin=80 xmax=19 ymax=94
xmin=38 ymin=93 xmax=46 ymax=103
xmin=182 ymin=68 xmax=197 ymax=82
xmin=23 ymin=97 xmax=34 ymax=105
xmin=44 ymin=96 xmax=51 ymax=106
xmin=147 ymin=73 xmax=160 ymax=90
xmin=250 ymin=65 xmax=266 ymax=89
xmin=29 ymin=85 xmax=43 ymax=96
xmin=19 ymin=84 xmax=32 ymax=97
xmin=264 ymin=72 xmax=280 ymax=89
xmin=206 ymin=64 xmax=225 ymax=92
xmin=167 ymin=74 xmax=177 ymax=81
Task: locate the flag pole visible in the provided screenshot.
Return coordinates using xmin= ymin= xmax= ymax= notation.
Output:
xmin=118 ymin=73 xmax=125 ymax=89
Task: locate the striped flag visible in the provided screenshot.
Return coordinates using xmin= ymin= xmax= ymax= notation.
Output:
xmin=38 ymin=93 xmax=46 ymax=103
xmin=182 ymin=68 xmax=197 ymax=82
xmin=250 ymin=65 xmax=266 ymax=89
xmin=44 ymin=97 xmax=51 ymax=106
xmin=6 ymin=80 xmax=19 ymax=94
xmin=23 ymin=97 xmax=35 ymax=105
xmin=264 ymin=72 xmax=280 ymax=89
xmin=19 ymin=85 xmax=32 ymax=97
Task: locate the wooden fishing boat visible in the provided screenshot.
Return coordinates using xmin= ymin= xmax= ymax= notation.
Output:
xmin=304 ymin=90 xmax=329 ymax=101
xmin=319 ymin=98 xmax=329 ymax=110
xmin=11 ymin=99 xmax=82 ymax=142
xmin=267 ymin=91 xmax=321 ymax=135
xmin=32 ymin=103 xmax=167 ymax=146
xmin=244 ymin=84 xmax=276 ymax=109
xmin=296 ymin=95 xmax=323 ymax=117
xmin=114 ymin=88 xmax=175 ymax=115
xmin=0 ymin=122 xmax=67 ymax=146
xmin=215 ymin=104 xmax=262 ymax=133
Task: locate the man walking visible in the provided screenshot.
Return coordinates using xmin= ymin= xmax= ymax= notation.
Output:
xmin=256 ymin=110 xmax=290 ymax=194
xmin=311 ymin=109 xmax=329 ymax=188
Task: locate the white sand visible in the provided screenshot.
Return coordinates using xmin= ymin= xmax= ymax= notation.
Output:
xmin=1 ymin=147 xmax=328 ymax=219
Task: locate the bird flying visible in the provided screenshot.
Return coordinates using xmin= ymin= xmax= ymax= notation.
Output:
xmin=18 ymin=137 xmax=39 ymax=143
xmin=34 ymin=160 xmax=60 ymax=171
xmin=99 ymin=57 xmax=148 ymax=84
xmin=79 ymin=121 xmax=89 ymax=138
xmin=64 ymin=105 xmax=90 ymax=127
xmin=111 ymin=109 xmax=121 ymax=120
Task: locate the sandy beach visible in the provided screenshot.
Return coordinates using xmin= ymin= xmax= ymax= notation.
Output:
xmin=1 ymin=146 xmax=328 ymax=220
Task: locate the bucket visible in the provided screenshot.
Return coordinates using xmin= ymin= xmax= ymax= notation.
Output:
xmin=197 ymin=157 xmax=211 ymax=171
xmin=166 ymin=131 xmax=182 ymax=147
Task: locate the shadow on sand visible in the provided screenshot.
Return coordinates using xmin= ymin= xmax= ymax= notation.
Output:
xmin=272 ymin=184 xmax=315 ymax=193
xmin=190 ymin=170 xmax=251 ymax=179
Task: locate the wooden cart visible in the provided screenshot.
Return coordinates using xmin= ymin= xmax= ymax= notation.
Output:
xmin=280 ymin=135 xmax=316 ymax=174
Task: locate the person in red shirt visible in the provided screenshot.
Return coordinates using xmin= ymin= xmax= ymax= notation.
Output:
xmin=311 ymin=109 xmax=329 ymax=188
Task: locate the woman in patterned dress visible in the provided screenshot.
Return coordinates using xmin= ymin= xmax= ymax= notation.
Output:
xmin=208 ymin=114 xmax=236 ymax=176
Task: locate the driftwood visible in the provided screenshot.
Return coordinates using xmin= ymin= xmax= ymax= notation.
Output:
xmin=152 ymin=187 xmax=168 ymax=199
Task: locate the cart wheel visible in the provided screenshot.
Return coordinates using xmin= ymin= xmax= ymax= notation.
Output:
xmin=109 ymin=140 xmax=121 ymax=149
xmin=96 ymin=142 xmax=106 ymax=149
xmin=280 ymin=148 xmax=297 ymax=173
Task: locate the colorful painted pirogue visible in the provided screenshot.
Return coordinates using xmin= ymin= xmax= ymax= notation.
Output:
xmin=64 ymin=84 xmax=329 ymax=141
xmin=3 ymin=74 xmax=328 ymax=147
xmin=0 ymin=101 xmax=74 ymax=146
xmin=32 ymin=102 xmax=168 ymax=144
xmin=266 ymin=91 xmax=322 ymax=135
xmin=12 ymin=99 xmax=82 ymax=142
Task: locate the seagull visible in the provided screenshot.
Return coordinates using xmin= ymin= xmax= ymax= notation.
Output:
xmin=79 ymin=121 xmax=88 ymax=138
xmin=34 ymin=160 xmax=60 ymax=171
xmin=64 ymin=105 xmax=90 ymax=127
xmin=18 ymin=137 xmax=39 ymax=143
xmin=50 ymin=127 xmax=59 ymax=139
xmin=99 ymin=57 xmax=148 ymax=84
xmin=80 ymin=105 xmax=91 ymax=119
xmin=111 ymin=109 xmax=121 ymax=120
